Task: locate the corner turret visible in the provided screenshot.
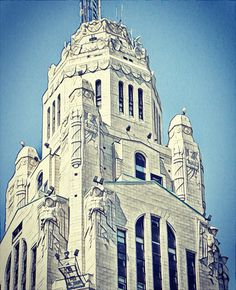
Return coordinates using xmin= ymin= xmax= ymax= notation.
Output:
xmin=5 ymin=145 xmax=40 ymax=228
xmin=168 ymin=110 xmax=205 ymax=214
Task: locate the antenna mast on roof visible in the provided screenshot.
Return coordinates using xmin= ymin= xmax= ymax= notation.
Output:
xmin=80 ymin=0 xmax=101 ymax=23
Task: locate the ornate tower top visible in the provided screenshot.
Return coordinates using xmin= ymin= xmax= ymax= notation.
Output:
xmin=80 ymin=0 xmax=101 ymax=23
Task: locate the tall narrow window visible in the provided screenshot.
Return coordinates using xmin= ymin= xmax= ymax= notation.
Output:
xmin=13 ymin=243 xmax=20 ymax=290
xmin=151 ymin=216 xmax=162 ymax=290
xmin=52 ymin=101 xmax=55 ymax=135
xmin=128 ymin=85 xmax=133 ymax=116
xmin=119 ymin=81 xmax=124 ymax=113
xmin=136 ymin=216 xmax=145 ymax=290
xmin=117 ymin=229 xmax=127 ymax=290
xmin=95 ymin=80 xmax=102 ymax=107
xmin=37 ymin=172 xmax=43 ymax=191
xmin=31 ymin=246 xmax=37 ymax=290
xmin=57 ymin=94 xmax=61 ymax=127
xmin=135 ymin=153 xmax=146 ymax=180
xmin=5 ymin=254 xmax=11 ymax=290
xmin=186 ymin=251 xmax=196 ymax=290
xmin=47 ymin=107 xmax=50 ymax=140
xmin=21 ymin=240 xmax=27 ymax=290
xmin=138 ymin=88 xmax=143 ymax=120
xmin=168 ymin=225 xmax=178 ymax=290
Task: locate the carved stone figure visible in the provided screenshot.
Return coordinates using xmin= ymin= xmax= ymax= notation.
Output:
xmin=85 ymin=113 xmax=98 ymax=144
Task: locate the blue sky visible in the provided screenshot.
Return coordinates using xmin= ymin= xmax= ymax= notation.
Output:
xmin=0 ymin=0 xmax=235 ymax=288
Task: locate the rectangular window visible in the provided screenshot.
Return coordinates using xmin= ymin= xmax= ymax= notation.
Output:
xmin=151 ymin=216 xmax=162 ymax=290
xmin=138 ymin=88 xmax=143 ymax=120
xmin=119 ymin=81 xmax=124 ymax=113
xmin=128 ymin=85 xmax=133 ymax=116
xmin=186 ymin=251 xmax=196 ymax=290
xmin=151 ymin=173 xmax=163 ymax=185
xmin=95 ymin=80 xmax=102 ymax=107
xmin=13 ymin=243 xmax=20 ymax=290
xmin=47 ymin=107 xmax=50 ymax=140
xmin=31 ymin=246 xmax=37 ymax=290
xmin=57 ymin=94 xmax=61 ymax=127
xmin=117 ymin=229 xmax=127 ymax=290
xmin=52 ymin=101 xmax=55 ymax=135
xmin=136 ymin=216 xmax=145 ymax=289
xmin=12 ymin=222 xmax=22 ymax=243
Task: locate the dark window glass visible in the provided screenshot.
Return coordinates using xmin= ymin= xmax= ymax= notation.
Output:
xmin=13 ymin=243 xmax=20 ymax=290
xmin=186 ymin=251 xmax=196 ymax=290
xmin=21 ymin=240 xmax=27 ymax=290
xmin=95 ymin=80 xmax=101 ymax=106
xmin=151 ymin=173 xmax=163 ymax=185
xmin=5 ymin=254 xmax=11 ymax=290
xmin=52 ymin=101 xmax=55 ymax=134
xmin=57 ymin=94 xmax=61 ymax=127
xmin=135 ymin=153 xmax=146 ymax=180
xmin=119 ymin=81 xmax=124 ymax=113
xmin=47 ymin=107 xmax=50 ymax=140
xmin=117 ymin=229 xmax=127 ymax=290
xmin=138 ymin=88 xmax=143 ymax=120
xmin=168 ymin=225 xmax=178 ymax=290
xmin=31 ymin=246 xmax=37 ymax=290
xmin=12 ymin=222 xmax=23 ymax=242
xmin=128 ymin=85 xmax=133 ymax=116
xmin=37 ymin=172 xmax=43 ymax=191
xmin=136 ymin=216 xmax=145 ymax=289
xmin=151 ymin=216 xmax=162 ymax=290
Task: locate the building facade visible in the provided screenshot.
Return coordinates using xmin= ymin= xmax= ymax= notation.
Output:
xmin=0 ymin=2 xmax=229 ymax=290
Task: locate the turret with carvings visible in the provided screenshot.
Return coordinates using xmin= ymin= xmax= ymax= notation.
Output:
xmin=168 ymin=111 xmax=205 ymax=214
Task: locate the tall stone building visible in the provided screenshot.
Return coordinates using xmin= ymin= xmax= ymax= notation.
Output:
xmin=0 ymin=1 xmax=229 ymax=290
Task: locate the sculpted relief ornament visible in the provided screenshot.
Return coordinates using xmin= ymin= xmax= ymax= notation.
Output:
xmin=85 ymin=112 xmax=98 ymax=144
xmin=70 ymin=110 xmax=82 ymax=168
xmin=38 ymin=195 xmax=68 ymax=257
xmin=84 ymin=186 xmax=115 ymax=248
xmin=199 ymin=223 xmax=229 ymax=289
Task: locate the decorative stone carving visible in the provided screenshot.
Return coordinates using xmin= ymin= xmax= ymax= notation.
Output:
xmin=85 ymin=113 xmax=98 ymax=144
xmin=60 ymin=115 xmax=69 ymax=152
xmin=70 ymin=110 xmax=82 ymax=168
xmin=85 ymin=186 xmax=115 ymax=247
xmin=172 ymin=143 xmax=185 ymax=199
xmin=185 ymin=148 xmax=199 ymax=180
xmin=199 ymin=223 xmax=229 ymax=289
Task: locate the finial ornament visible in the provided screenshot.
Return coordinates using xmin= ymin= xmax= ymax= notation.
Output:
xmin=20 ymin=141 xmax=25 ymax=147
xmin=80 ymin=0 xmax=101 ymax=23
xmin=182 ymin=107 xmax=187 ymax=115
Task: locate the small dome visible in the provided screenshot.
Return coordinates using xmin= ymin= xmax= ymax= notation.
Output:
xmin=168 ymin=114 xmax=192 ymax=133
xmin=15 ymin=146 xmax=39 ymax=165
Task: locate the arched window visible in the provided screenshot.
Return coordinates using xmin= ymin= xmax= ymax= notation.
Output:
xmin=5 ymin=254 xmax=11 ymax=290
xmin=138 ymin=88 xmax=143 ymax=120
xmin=151 ymin=216 xmax=162 ymax=290
xmin=136 ymin=216 xmax=145 ymax=290
xmin=47 ymin=107 xmax=50 ymax=140
xmin=57 ymin=94 xmax=61 ymax=127
xmin=95 ymin=80 xmax=102 ymax=107
xmin=52 ymin=100 xmax=55 ymax=135
xmin=37 ymin=172 xmax=43 ymax=191
xmin=135 ymin=153 xmax=146 ymax=180
xmin=167 ymin=224 xmax=178 ymax=290
xmin=119 ymin=81 xmax=124 ymax=113
xmin=128 ymin=85 xmax=133 ymax=116
xmin=21 ymin=240 xmax=27 ymax=290
xmin=14 ymin=242 xmax=20 ymax=290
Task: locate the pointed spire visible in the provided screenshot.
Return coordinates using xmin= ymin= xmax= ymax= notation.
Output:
xmin=80 ymin=0 xmax=101 ymax=23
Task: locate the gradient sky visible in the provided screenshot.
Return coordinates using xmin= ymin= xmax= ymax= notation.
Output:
xmin=0 ymin=0 xmax=235 ymax=288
